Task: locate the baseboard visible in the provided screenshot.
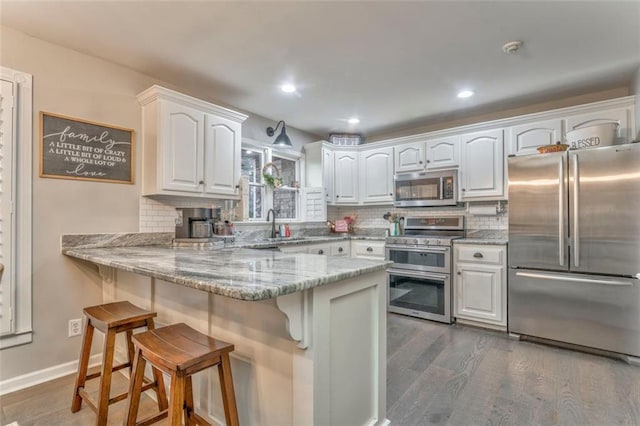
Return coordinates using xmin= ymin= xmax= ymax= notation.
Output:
xmin=0 ymin=353 xmax=102 ymax=396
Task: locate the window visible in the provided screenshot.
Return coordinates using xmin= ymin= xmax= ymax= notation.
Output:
xmin=240 ymin=148 xmax=265 ymax=219
xmin=0 ymin=66 xmax=33 ymax=349
xmin=240 ymin=145 xmax=301 ymax=221
xmin=271 ymin=155 xmax=299 ymax=220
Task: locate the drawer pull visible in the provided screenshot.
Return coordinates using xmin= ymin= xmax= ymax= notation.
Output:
xmin=473 ymin=252 xmax=484 ymax=258
xmin=366 ymin=247 xmax=373 ymax=252
xmin=338 ymin=247 xmax=343 ymax=253
xmin=318 ymin=249 xmax=324 ymax=255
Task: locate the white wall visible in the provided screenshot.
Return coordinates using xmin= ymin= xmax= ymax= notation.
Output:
xmin=0 ymin=25 xmax=317 ymax=382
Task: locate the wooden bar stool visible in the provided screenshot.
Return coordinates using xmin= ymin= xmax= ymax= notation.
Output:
xmin=71 ymin=301 xmax=168 ymax=426
xmin=124 ymin=322 xmax=239 ymax=426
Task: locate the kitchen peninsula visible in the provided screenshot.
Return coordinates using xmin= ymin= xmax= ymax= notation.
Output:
xmin=62 ymin=233 xmax=390 ymax=426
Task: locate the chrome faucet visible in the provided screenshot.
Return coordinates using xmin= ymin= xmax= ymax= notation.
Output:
xmin=266 ymin=208 xmax=278 ymax=239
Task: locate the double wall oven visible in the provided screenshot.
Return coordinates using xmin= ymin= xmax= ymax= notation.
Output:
xmin=386 ymin=216 xmax=464 ymax=323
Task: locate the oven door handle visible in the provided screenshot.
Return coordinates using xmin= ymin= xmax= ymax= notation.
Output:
xmin=385 ymin=245 xmax=449 ymax=252
xmin=387 ymin=268 xmax=449 ymax=281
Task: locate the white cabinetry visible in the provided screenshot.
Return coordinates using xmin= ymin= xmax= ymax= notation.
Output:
xmin=454 ymin=244 xmax=506 ymax=329
xmin=425 ymin=136 xmax=459 ymax=169
xmin=459 ymin=129 xmax=504 ymax=200
xmin=507 ymin=119 xmax=563 ymax=156
xmin=394 ymin=137 xmax=459 ymax=173
xmin=359 ymin=147 xmax=394 ymax=204
xmin=137 ymin=85 xmax=247 ymax=199
xmin=350 ymin=240 xmax=386 ymax=260
xmin=334 ymin=151 xmax=359 ymax=204
xmin=394 ymin=142 xmax=426 ymax=173
xmin=322 ymin=147 xmax=335 ymax=202
xmin=565 ymin=106 xmax=635 ymax=143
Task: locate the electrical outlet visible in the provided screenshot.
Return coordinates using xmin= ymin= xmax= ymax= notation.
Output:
xmin=68 ymin=319 xmax=82 ymax=337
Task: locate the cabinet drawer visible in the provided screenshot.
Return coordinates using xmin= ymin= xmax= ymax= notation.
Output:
xmin=456 ymin=245 xmax=504 ymax=265
xmin=351 ymin=241 xmax=386 ymax=259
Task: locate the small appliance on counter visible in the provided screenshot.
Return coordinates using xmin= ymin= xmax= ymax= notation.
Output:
xmin=175 ymin=208 xmax=221 ymax=239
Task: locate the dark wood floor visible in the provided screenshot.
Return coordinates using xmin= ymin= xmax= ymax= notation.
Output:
xmin=3 ymin=314 xmax=639 ymax=425
xmin=387 ymin=313 xmax=640 ymax=425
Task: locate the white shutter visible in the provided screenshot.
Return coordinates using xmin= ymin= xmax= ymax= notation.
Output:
xmin=0 ymin=78 xmax=15 ymax=335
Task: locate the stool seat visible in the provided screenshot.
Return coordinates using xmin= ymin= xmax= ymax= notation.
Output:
xmin=125 ymin=323 xmax=239 ymax=426
xmin=133 ymin=322 xmax=234 ymax=372
xmin=84 ymin=301 xmax=156 ymax=330
xmin=71 ymin=301 xmax=167 ymax=426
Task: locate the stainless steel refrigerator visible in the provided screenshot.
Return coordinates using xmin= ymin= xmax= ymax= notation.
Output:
xmin=508 ymin=143 xmax=640 ymax=359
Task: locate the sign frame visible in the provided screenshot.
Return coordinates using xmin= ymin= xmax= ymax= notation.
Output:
xmin=40 ymin=111 xmax=135 ymax=184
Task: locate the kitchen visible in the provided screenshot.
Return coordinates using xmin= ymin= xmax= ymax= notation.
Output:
xmin=1 ymin=2 xmax=640 ymax=425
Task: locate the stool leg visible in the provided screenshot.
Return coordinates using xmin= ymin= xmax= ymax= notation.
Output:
xmin=95 ymin=328 xmax=117 ymax=426
xmin=168 ymin=372 xmax=186 ymax=426
xmin=146 ymin=318 xmax=168 ymax=412
xmin=183 ymin=376 xmax=195 ymax=426
xmin=71 ymin=319 xmax=94 ymax=412
xmin=123 ymin=347 xmax=146 ymax=426
xmin=125 ymin=330 xmax=135 ymax=372
xmin=218 ymin=354 xmax=239 ymax=426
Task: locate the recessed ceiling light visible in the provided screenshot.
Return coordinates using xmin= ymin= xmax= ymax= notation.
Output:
xmin=280 ymin=84 xmax=296 ymax=93
xmin=457 ymin=90 xmax=474 ymax=99
xmin=348 ymin=117 xmax=360 ymax=124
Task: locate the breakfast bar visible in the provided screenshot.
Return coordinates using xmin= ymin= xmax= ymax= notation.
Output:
xmin=62 ymin=233 xmax=391 ymax=426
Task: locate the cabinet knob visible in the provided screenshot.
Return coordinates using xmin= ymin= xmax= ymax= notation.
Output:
xmin=461 ymin=188 xmax=466 ymax=192
xmin=389 ymin=193 xmax=393 ymax=196
xmin=473 ymin=252 xmax=484 ymax=258
xmin=366 ymin=247 xmax=373 ymax=252
xmin=199 ymin=180 xmax=204 ymax=185
xmin=336 ymin=195 xmax=340 ymax=198
xmin=318 ymin=249 xmax=324 ymax=255
xmin=457 ymin=271 xmax=461 ymax=275
xmin=426 ymin=160 xmax=431 ymax=163
xmin=338 ymin=247 xmax=343 ymax=253
xmin=235 ymin=185 xmax=240 ymax=189
xmin=418 ymin=160 xmax=423 ymax=164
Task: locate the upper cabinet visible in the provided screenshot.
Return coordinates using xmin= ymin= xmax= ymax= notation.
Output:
xmin=322 ymin=147 xmax=335 ymax=202
xmin=394 ymin=137 xmax=460 ymax=173
xmin=394 ymin=142 xmax=426 ymax=173
xmin=565 ymin=106 xmax=634 ymax=143
xmin=137 ymin=85 xmax=247 ymax=199
xmin=425 ymin=136 xmax=459 ymax=169
xmin=459 ymin=129 xmax=504 ymax=200
xmin=507 ymin=118 xmax=563 ymax=156
xmin=359 ymin=147 xmax=394 ymax=204
xmin=334 ymin=151 xmax=359 ymax=204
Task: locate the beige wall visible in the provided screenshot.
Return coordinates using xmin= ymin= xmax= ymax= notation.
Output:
xmin=368 ymin=86 xmax=632 ymax=142
xmin=0 ymin=25 xmax=317 ymax=382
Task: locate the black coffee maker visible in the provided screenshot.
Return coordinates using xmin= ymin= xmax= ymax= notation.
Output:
xmin=175 ymin=208 xmax=221 ymax=239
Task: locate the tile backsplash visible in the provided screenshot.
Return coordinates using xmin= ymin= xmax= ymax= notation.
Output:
xmin=140 ymin=196 xmax=507 ymax=234
xmin=327 ymin=202 xmax=508 ymax=231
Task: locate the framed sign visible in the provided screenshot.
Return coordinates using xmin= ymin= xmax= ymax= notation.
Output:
xmin=40 ymin=112 xmax=134 ymax=184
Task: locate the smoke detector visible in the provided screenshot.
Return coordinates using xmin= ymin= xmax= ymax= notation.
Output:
xmin=502 ymin=40 xmax=523 ymax=54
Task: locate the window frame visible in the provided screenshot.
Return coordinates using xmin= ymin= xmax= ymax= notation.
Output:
xmin=240 ymin=143 xmax=268 ymax=221
xmin=0 ymin=66 xmax=33 ymax=349
xmin=239 ymin=141 xmax=303 ymax=223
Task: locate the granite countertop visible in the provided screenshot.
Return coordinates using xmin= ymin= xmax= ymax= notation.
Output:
xmin=63 ymin=245 xmax=391 ymax=301
xmin=455 ymin=230 xmax=508 ymax=245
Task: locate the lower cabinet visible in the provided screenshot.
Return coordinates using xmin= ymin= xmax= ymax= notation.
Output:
xmin=453 ymin=244 xmax=507 ymax=329
xmin=279 ymin=239 xmax=384 ymax=259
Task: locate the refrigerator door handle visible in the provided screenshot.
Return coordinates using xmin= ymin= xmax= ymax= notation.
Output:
xmin=515 ymin=271 xmax=634 ymax=286
xmin=572 ymin=154 xmax=580 ymax=267
xmin=558 ymin=160 xmax=566 ymax=266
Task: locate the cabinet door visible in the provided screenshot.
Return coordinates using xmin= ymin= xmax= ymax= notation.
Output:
xmin=334 ymin=151 xmax=359 ymax=204
xmin=455 ymin=263 xmax=505 ymax=325
xmin=508 ymin=119 xmax=563 ymax=156
xmin=425 ymin=136 xmax=460 ymax=169
xmin=322 ymin=147 xmax=335 ymax=203
xmin=394 ymin=142 xmax=426 ymax=173
xmin=203 ymin=114 xmax=241 ymax=197
xmin=359 ymin=147 xmax=394 ymax=204
xmin=460 ymin=129 xmax=504 ymax=199
xmin=565 ymin=107 xmax=634 ymax=143
xmin=161 ymin=101 xmax=205 ymax=193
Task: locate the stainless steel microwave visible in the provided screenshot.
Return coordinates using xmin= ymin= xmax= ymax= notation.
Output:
xmin=394 ymin=169 xmax=458 ymax=207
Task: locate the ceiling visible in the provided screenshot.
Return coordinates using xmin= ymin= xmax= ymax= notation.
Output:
xmin=2 ymin=1 xmax=639 ymax=138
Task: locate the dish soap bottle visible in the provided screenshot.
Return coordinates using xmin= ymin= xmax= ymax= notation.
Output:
xmin=285 ymin=224 xmax=291 ymax=238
